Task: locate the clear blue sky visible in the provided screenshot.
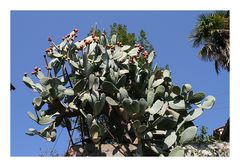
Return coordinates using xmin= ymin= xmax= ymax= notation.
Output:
xmin=11 ymin=11 xmax=229 ymax=156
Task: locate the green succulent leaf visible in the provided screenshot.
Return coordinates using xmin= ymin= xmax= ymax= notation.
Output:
xmin=169 ymin=99 xmax=186 ymax=110
xmin=32 ymin=97 xmax=43 ymax=108
xmin=27 ymin=112 xmax=37 ymax=122
xmin=52 ymin=50 xmax=63 ymax=58
xmin=88 ymin=42 xmax=97 ymax=55
xmin=158 ymin=102 xmax=168 ymax=116
xmin=59 ymin=39 xmax=67 ymax=50
xmin=189 ymin=92 xmax=205 ymax=104
xmin=199 ymin=95 xmax=216 ymax=109
xmin=23 ymin=75 xmax=34 ymax=89
xmin=111 ymin=34 xmax=117 ymax=45
xmin=34 ymin=83 xmax=44 ymax=93
xmin=57 ymin=85 xmax=66 ymax=91
xmin=163 ymin=69 xmax=171 ymax=78
xmin=90 ymin=123 xmax=101 ymax=143
xmin=100 ymin=93 xmax=106 ymax=108
xmin=143 ymin=132 xmax=153 ymax=140
xmin=148 ymin=74 xmax=155 ymax=89
xmin=185 ymin=108 xmax=203 ymax=122
xmin=117 ymin=75 xmax=127 ymax=88
xmin=150 ymin=116 xmax=164 ymax=128
xmin=152 ymin=79 xmax=164 ymax=88
xmin=26 ymin=128 xmax=38 ymax=136
xmin=89 ymin=74 xmax=95 ymax=90
xmin=69 ymin=102 xmax=78 ymax=110
xmin=147 ymin=51 xmax=155 ymax=64
xmin=106 ymin=96 xmax=118 ymax=106
xmin=182 ymin=84 xmax=192 ymax=93
xmin=69 ymin=60 xmax=79 ymax=69
xmin=169 ymin=146 xmax=184 ymax=156
xmin=102 ymin=81 xmax=119 ymax=94
xmin=93 ymin=101 xmax=102 ymax=116
xmin=39 ymin=77 xmax=50 ymax=86
xmin=64 ymin=89 xmax=74 ymax=96
xmin=93 ymin=77 xmax=100 ymax=91
xmin=179 ymin=126 xmax=197 ymax=145
xmin=36 ymin=71 xmax=45 ymax=80
xmin=149 ymin=144 xmax=162 ymax=155
xmin=132 ymin=120 xmax=141 ymax=129
xmin=39 ymin=125 xmax=57 ymax=142
xmin=132 ymin=100 xmax=140 ymax=113
xmin=137 ymin=125 xmax=147 ymax=134
xmin=147 ymin=89 xmax=155 ymax=107
xmin=122 ymin=98 xmax=132 ymax=112
xmin=38 ymin=116 xmax=54 ymax=125
xmin=155 ymin=85 xmax=165 ymax=95
xmin=122 ymin=45 xmax=131 ymax=51
xmin=128 ymin=48 xmax=139 ymax=57
xmin=119 ymin=87 xmax=129 ymax=99
xmin=172 ymin=86 xmax=181 ymax=95
xmin=49 ymin=58 xmax=61 ymax=76
xmin=119 ymin=69 xmax=129 ymax=75
xmin=163 ymin=130 xmax=177 ymax=150
xmin=139 ymin=98 xmax=147 ymax=113
xmin=86 ymin=114 xmax=93 ymax=126
xmin=73 ymin=79 xmax=86 ymax=93
xmin=148 ymin=100 xmax=163 ymax=115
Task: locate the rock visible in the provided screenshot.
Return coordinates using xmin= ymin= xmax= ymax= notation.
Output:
xmin=184 ymin=141 xmax=229 ymax=157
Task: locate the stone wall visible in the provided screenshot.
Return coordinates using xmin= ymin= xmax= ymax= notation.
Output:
xmin=183 ymin=141 xmax=229 ymax=156
xmin=65 ymin=141 xmax=229 ymax=157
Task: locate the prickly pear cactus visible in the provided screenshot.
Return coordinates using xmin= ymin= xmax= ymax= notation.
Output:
xmin=23 ymin=28 xmax=215 ymax=156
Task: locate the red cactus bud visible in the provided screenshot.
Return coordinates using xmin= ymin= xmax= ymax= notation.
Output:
xmin=135 ymin=44 xmax=140 ymax=48
xmin=45 ymin=48 xmax=50 ymax=53
xmin=111 ymin=45 xmax=115 ymax=49
xmin=34 ymin=66 xmax=39 ymax=71
xmin=143 ymin=51 xmax=148 ymax=56
xmin=73 ymin=28 xmax=78 ymax=33
xmin=45 ymin=66 xmax=51 ymax=70
xmin=107 ymin=45 xmax=111 ymax=49
xmin=93 ymin=36 xmax=99 ymax=41
xmin=48 ymin=36 xmax=52 ymax=42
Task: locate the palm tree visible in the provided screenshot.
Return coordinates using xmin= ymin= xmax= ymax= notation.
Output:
xmin=190 ymin=11 xmax=230 ymax=142
xmin=189 ymin=11 xmax=229 ymax=74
